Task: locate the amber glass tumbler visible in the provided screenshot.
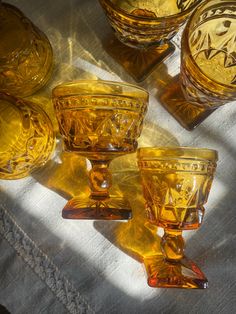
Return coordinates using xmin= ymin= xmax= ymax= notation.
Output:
xmin=161 ymin=0 xmax=236 ymax=130
xmin=0 ymin=2 xmax=53 ymax=97
xmin=0 ymin=93 xmax=55 ymax=179
xmin=53 ymin=80 xmax=148 ymax=220
xmin=138 ymin=147 xmax=218 ymax=288
xmin=99 ymin=0 xmax=202 ymax=81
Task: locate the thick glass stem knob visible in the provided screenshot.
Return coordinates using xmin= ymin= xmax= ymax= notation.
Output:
xmin=145 ymin=228 xmax=208 ymax=288
xmin=161 ymin=229 xmax=185 ymax=261
xmin=89 ymin=160 xmax=112 ymax=199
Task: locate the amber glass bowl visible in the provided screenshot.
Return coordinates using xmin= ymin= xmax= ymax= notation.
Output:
xmin=0 ymin=2 xmax=53 ymax=97
xmin=0 ymin=93 xmax=55 ymax=179
xmin=53 ymin=80 xmax=148 ymax=220
xmin=138 ymin=147 xmax=218 ymax=289
xmin=161 ymin=0 xmax=236 ymax=129
xmin=100 ymin=0 xmax=202 ymax=48
xmin=99 ymin=0 xmax=202 ymax=81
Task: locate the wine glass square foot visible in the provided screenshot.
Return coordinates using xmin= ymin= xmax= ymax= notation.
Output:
xmin=62 ymin=196 xmax=132 ymax=220
xmin=104 ymin=35 xmax=175 ymax=82
xmin=144 ymin=256 xmax=208 ymax=289
xmin=160 ymin=75 xmax=216 ymax=130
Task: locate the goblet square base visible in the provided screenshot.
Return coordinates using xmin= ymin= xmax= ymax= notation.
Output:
xmin=62 ymin=196 xmax=132 ymax=220
xmin=103 ymin=35 xmax=175 ymax=82
xmin=144 ymin=255 xmax=208 ymax=289
xmin=160 ymin=75 xmax=215 ymax=130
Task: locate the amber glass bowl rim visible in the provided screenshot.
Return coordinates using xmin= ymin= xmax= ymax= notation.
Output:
xmin=183 ymin=0 xmax=236 ymax=92
xmin=100 ymin=0 xmax=203 ymax=22
xmin=52 ymin=79 xmax=149 ymax=100
xmin=137 ymin=147 xmax=218 ymax=162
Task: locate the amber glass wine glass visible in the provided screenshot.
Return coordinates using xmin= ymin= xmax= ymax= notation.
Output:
xmin=0 ymin=2 xmax=53 ymax=97
xmin=161 ymin=0 xmax=236 ymax=130
xmin=99 ymin=0 xmax=202 ymax=81
xmin=53 ymin=80 xmax=148 ymax=220
xmin=0 ymin=93 xmax=55 ymax=179
xmin=138 ymin=147 xmax=218 ymax=289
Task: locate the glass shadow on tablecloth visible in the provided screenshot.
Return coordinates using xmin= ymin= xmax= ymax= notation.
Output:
xmin=32 ymin=149 xmax=89 ymax=202
xmin=32 ymin=122 xmax=178 ymax=219
xmin=94 ymin=123 xmax=180 ymax=263
xmin=0 ymin=191 xmax=151 ymax=313
xmin=1 ymin=146 xmax=236 ymax=311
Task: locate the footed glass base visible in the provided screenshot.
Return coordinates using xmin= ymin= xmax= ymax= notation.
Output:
xmin=62 ymin=196 xmax=132 ymax=220
xmin=144 ymin=256 xmax=208 ymax=289
xmin=103 ymin=35 xmax=175 ymax=82
xmin=160 ymin=75 xmax=215 ymax=130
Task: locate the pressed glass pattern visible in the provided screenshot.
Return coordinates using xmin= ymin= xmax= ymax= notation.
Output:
xmin=160 ymin=0 xmax=236 ymax=130
xmin=0 ymin=3 xmax=53 ymax=97
xmin=0 ymin=93 xmax=55 ymax=179
xmin=138 ymin=147 xmax=218 ymax=289
xmin=99 ymin=0 xmax=202 ymax=81
xmin=53 ymin=80 xmax=148 ymax=220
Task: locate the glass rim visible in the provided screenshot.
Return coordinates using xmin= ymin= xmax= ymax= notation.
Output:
xmin=137 ymin=146 xmax=218 ymax=162
xmin=52 ymin=79 xmax=149 ymax=99
xmin=183 ymin=0 xmax=236 ymax=91
xmin=100 ymin=0 xmax=203 ymax=22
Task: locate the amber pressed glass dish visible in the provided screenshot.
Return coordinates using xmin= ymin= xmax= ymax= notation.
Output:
xmin=99 ymin=0 xmax=202 ymax=81
xmin=160 ymin=0 xmax=236 ymax=130
xmin=0 ymin=2 xmax=53 ymax=97
xmin=0 ymin=93 xmax=55 ymax=179
xmin=53 ymin=80 xmax=148 ymax=220
xmin=138 ymin=147 xmax=218 ymax=289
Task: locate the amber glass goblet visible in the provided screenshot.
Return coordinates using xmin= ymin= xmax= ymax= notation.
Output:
xmin=161 ymin=0 xmax=236 ymax=130
xmin=99 ymin=0 xmax=202 ymax=81
xmin=53 ymin=80 xmax=148 ymax=220
xmin=0 ymin=93 xmax=55 ymax=179
xmin=138 ymin=147 xmax=218 ymax=289
xmin=0 ymin=2 xmax=53 ymax=97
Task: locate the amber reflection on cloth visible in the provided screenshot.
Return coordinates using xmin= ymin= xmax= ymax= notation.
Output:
xmin=113 ymin=168 xmax=161 ymax=261
xmin=34 ymin=151 xmax=89 ymax=201
xmin=35 ymin=120 xmax=179 ymax=260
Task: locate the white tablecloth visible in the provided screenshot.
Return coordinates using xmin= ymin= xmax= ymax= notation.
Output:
xmin=1 ymin=1 xmax=236 ymax=313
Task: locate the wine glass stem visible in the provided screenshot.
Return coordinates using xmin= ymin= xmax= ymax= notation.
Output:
xmin=88 ymin=160 xmax=112 ymax=199
xmin=161 ymin=229 xmax=185 ymax=261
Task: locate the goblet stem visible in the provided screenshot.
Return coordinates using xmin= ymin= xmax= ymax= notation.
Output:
xmin=144 ymin=227 xmax=208 ymax=288
xmin=61 ymin=157 xmax=132 ymax=220
xmin=161 ymin=229 xmax=185 ymax=262
xmin=89 ymin=160 xmax=112 ymax=200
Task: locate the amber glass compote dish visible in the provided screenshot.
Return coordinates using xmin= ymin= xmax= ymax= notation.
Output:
xmin=0 ymin=93 xmax=55 ymax=179
xmin=138 ymin=147 xmax=218 ymax=289
xmin=161 ymin=0 xmax=236 ymax=130
xmin=99 ymin=0 xmax=202 ymax=81
xmin=53 ymin=80 xmax=148 ymax=220
xmin=0 ymin=2 xmax=53 ymax=97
